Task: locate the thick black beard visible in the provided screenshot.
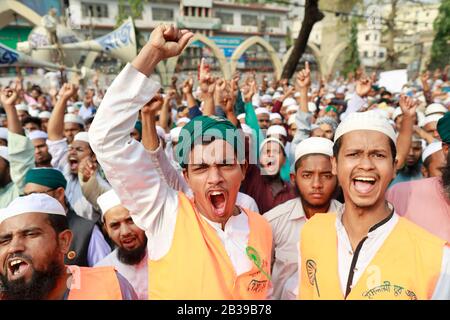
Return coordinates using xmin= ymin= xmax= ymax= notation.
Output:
xmin=402 ymin=161 xmax=422 ymax=175
xmin=0 ymin=259 xmax=64 ymax=300
xmin=442 ymin=151 xmax=450 ymax=200
xmin=117 ymin=238 xmax=147 ymax=265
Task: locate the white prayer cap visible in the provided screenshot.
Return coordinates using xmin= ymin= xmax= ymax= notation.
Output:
xmin=15 ymin=103 xmax=28 ymax=112
xmin=336 ymin=86 xmax=346 ymax=94
xmin=64 ymin=114 xmax=84 ymax=126
xmin=255 ymin=108 xmax=270 ymax=116
xmin=0 ymin=193 xmax=65 ymax=224
xmin=425 ymin=103 xmax=447 ymax=116
xmin=38 ymin=111 xmax=51 ymax=119
xmin=294 ymin=137 xmax=334 ymax=165
xmin=261 ymin=94 xmax=273 ymax=103
xmin=276 ymin=87 xmax=284 ymax=92
xmin=422 ymin=141 xmax=442 ymax=163
xmin=267 ymin=88 xmax=275 ymax=95
xmin=287 ymin=114 xmax=297 ymax=126
xmin=28 ymin=130 xmax=48 ymax=141
xmin=267 ymin=125 xmax=287 ymax=137
xmin=334 ymin=110 xmax=397 ymax=145
xmin=29 ymin=109 xmax=40 ymax=117
xmin=324 ymin=93 xmax=335 ymax=100
xmin=170 ymin=126 xmax=182 ymax=142
xmin=270 ymin=113 xmax=282 ymax=121
xmin=176 ymin=117 xmax=191 ymax=126
xmin=67 ymin=106 xmax=77 ymax=114
xmin=237 ymin=113 xmax=246 ymax=120
xmin=74 ymin=132 xmax=89 ymax=144
xmin=273 ymin=92 xmax=282 ymax=100
xmin=97 ymin=189 xmax=122 ymax=217
xmin=259 ymin=137 xmax=285 ymax=154
xmin=282 ymin=97 xmax=297 ymax=108
xmin=240 ymin=123 xmax=253 ymax=136
xmin=0 ymin=127 xmax=8 ymax=141
xmin=392 ymin=107 xmax=403 ymax=120
xmin=308 ymin=102 xmax=317 ymax=113
xmin=294 ymin=92 xmax=301 ymax=98
xmin=155 ymin=125 xmax=166 ymax=141
xmin=287 ymin=105 xmax=298 ymax=114
xmin=422 ymin=114 xmax=443 ymax=127
xmin=0 ymin=146 xmax=8 ymax=162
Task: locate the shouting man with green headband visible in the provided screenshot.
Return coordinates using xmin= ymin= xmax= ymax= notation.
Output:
xmin=89 ymin=25 xmax=272 ymax=300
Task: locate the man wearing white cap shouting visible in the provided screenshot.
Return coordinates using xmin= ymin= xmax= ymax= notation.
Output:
xmin=0 ymin=193 xmax=137 ymax=300
xmin=299 ymin=110 xmax=450 ymax=300
xmin=96 ymin=189 xmax=148 ymax=300
xmin=0 ymin=87 xmax=35 ymax=208
xmin=264 ymin=137 xmax=341 ymax=299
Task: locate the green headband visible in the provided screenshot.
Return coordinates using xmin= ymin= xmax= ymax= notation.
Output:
xmin=25 ymin=168 xmax=67 ymax=190
xmin=175 ymin=115 xmax=245 ymax=168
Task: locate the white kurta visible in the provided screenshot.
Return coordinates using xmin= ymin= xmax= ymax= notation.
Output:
xmin=95 ymin=248 xmax=148 ymax=300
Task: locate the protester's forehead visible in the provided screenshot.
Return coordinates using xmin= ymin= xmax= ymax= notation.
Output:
xmin=189 ymin=139 xmax=237 ymax=164
xmin=0 ymin=212 xmax=51 ymax=234
xmin=340 ymin=130 xmax=392 ymax=150
xmin=32 ymin=138 xmax=47 ymax=146
xmin=24 ymin=182 xmax=51 ymax=193
xmin=297 ymin=154 xmax=332 ymax=170
xmin=71 ymin=139 xmax=90 ymax=149
xmin=104 ymin=205 xmax=130 ymax=223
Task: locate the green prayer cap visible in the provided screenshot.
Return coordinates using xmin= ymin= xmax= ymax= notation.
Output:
xmin=25 ymin=168 xmax=67 ymax=190
xmin=175 ymin=115 xmax=245 ymax=168
xmin=134 ymin=120 xmax=142 ymax=138
xmin=437 ymin=112 xmax=450 ymax=143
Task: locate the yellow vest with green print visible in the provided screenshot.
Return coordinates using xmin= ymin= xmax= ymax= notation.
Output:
xmin=299 ymin=213 xmax=446 ymax=300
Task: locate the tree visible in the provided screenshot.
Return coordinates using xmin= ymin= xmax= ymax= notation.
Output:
xmin=343 ymin=17 xmax=361 ymax=76
xmin=429 ymin=0 xmax=450 ymax=69
xmin=281 ymin=0 xmax=324 ymax=79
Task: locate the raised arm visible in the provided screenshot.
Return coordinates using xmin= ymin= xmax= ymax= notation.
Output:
xmin=89 ymin=25 xmax=193 ymax=233
xmin=1 ymin=87 xmax=23 ymax=135
xmin=47 ymin=83 xmax=78 ymax=141
xmin=395 ymin=95 xmax=417 ymax=171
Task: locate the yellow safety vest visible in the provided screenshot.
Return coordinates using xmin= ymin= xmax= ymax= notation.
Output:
xmin=299 ymin=213 xmax=446 ymax=300
xmin=149 ymin=192 xmax=272 ymax=300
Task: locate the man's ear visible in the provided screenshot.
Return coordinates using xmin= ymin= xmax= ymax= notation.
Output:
xmin=442 ymin=143 xmax=449 ymax=159
xmin=58 ymin=229 xmax=73 ymax=254
xmin=55 ymin=187 xmax=66 ymax=205
xmin=182 ymin=168 xmax=189 ymax=184
xmin=421 ymin=165 xmax=429 ymax=178
xmin=290 ymin=172 xmax=296 ymax=186
xmin=331 ymin=156 xmax=338 ymax=176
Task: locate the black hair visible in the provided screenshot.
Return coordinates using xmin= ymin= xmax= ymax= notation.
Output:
xmin=177 ymin=106 xmax=187 ymax=113
xmin=84 ymin=116 xmax=95 ymax=126
xmin=31 ymin=85 xmax=42 ymax=95
xmin=22 ymin=116 xmax=41 ymax=127
xmin=47 ymin=214 xmax=69 ymax=234
xmin=333 ymin=135 xmax=397 ymax=164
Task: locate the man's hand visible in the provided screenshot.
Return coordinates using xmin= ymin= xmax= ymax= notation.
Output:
xmin=356 ymin=77 xmax=372 ymax=98
xmin=399 ymin=94 xmax=417 ymax=118
xmin=142 ymin=95 xmax=164 ymax=116
xmin=182 ymin=77 xmax=194 ymax=95
xmin=78 ymin=156 xmax=98 ymax=183
xmin=58 ymin=83 xmax=78 ymax=101
xmin=199 ymin=58 xmax=215 ymax=96
xmin=296 ymin=61 xmax=311 ymax=90
xmin=1 ymin=88 xmax=18 ymax=107
xmin=243 ymin=79 xmax=256 ymax=103
xmin=148 ymin=24 xmax=194 ymax=61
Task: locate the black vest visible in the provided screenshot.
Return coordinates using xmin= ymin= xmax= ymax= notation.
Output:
xmin=64 ymin=207 xmax=96 ymax=266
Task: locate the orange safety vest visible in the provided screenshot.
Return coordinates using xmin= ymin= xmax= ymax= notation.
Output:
xmin=148 ymin=192 xmax=273 ymax=300
xmin=299 ymin=214 xmax=446 ymax=300
xmin=67 ymin=266 xmax=123 ymax=300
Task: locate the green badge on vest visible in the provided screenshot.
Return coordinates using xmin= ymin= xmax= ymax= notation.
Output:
xmin=246 ymin=246 xmax=271 ymax=281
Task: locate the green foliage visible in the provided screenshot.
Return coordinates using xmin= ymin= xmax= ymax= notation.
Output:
xmin=116 ymin=0 xmax=145 ymax=27
xmin=429 ymin=0 xmax=450 ymax=69
xmin=343 ymin=17 xmax=361 ymax=76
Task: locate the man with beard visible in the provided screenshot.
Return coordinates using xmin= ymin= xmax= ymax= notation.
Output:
xmin=386 ymin=112 xmax=450 ymax=242
xmin=28 ymin=130 xmax=52 ymax=168
xmin=89 ymin=25 xmax=272 ymax=299
xmin=264 ymin=137 xmax=342 ymax=299
xmin=23 ymin=168 xmax=111 ymax=267
xmin=47 ymin=83 xmax=109 ymax=222
xmin=96 ymin=189 xmax=148 ymax=300
xmin=298 ymin=110 xmax=450 ymax=300
xmin=0 ymin=88 xmax=35 ymax=208
xmin=390 ymin=136 xmax=424 ymax=186
xmin=0 ymin=193 xmax=136 ymax=300
xmin=421 ymin=141 xmax=446 ymax=178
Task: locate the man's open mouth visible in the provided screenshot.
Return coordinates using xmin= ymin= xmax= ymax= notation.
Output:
xmin=352 ymin=176 xmax=377 ymax=194
xmin=69 ymin=157 xmax=78 ymax=171
xmin=7 ymin=257 xmax=30 ymax=279
xmin=208 ymin=190 xmax=227 ymax=217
